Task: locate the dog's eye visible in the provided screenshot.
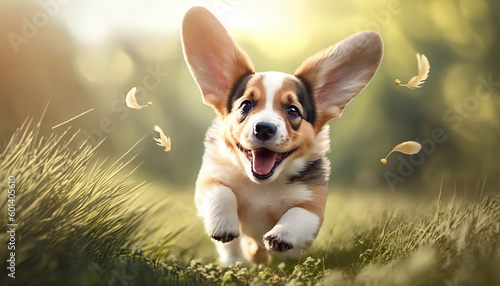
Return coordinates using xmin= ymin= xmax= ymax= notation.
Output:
xmin=286 ymin=105 xmax=300 ymax=118
xmin=240 ymin=100 xmax=253 ymax=113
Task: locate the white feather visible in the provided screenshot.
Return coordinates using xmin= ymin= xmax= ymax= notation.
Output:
xmin=126 ymin=87 xmax=151 ymax=110
xmin=397 ymin=53 xmax=430 ymax=89
xmin=154 ymin=125 xmax=171 ymax=152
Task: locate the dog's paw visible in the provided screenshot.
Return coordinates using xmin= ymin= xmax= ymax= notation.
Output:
xmin=211 ymin=232 xmax=238 ymax=243
xmin=263 ymin=227 xmax=296 ymax=252
xmin=206 ymin=214 xmax=240 ymax=243
xmin=264 ymin=234 xmax=294 ymax=252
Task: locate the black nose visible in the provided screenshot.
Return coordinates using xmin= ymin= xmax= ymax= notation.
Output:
xmin=254 ymin=122 xmax=277 ymax=141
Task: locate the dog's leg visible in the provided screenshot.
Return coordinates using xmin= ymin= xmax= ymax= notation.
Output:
xmin=240 ymin=234 xmax=270 ymax=265
xmin=217 ymin=235 xmax=270 ymax=265
xmin=263 ymin=207 xmax=320 ymax=256
xmin=198 ymin=185 xmax=240 ymax=243
xmin=216 ymin=238 xmax=244 ymax=265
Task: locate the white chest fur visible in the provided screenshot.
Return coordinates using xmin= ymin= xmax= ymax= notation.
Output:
xmin=229 ymin=176 xmax=313 ymax=244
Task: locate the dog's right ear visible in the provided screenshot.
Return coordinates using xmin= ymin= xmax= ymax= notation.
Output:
xmin=182 ymin=6 xmax=255 ymax=116
xmin=295 ymin=31 xmax=383 ymax=130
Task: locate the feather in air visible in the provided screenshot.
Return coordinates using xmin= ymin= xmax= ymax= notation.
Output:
xmin=126 ymin=87 xmax=152 ymax=110
xmin=395 ymin=53 xmax=430 ymax=89
xmin=381 ymin=141 xmax=421 ymax=164
xmin=154 ymin=125 xmax=171 ymax=152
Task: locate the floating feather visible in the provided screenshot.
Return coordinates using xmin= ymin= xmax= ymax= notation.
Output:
xmin=381 ymin=141 xmax=421 ymax=164
xmin=396 ymin=53 xmax=430 ymax=89
xmin=126 ymin=87 xmax=152 ymax=110
xmin=154 ymin=125 xmax=171 ymax=152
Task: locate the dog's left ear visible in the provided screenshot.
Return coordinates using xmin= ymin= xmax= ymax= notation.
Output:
xmin=295 ymin=31 xmax=383 ymax=128
xmin=181 ymin=6 xmax=255 ymax=116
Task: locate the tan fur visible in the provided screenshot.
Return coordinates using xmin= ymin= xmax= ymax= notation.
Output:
xmin=236 ymin=75 xmax=267 ymax=114
xmin=198 ymin=176 xmax=228 ymax=191
xmin=240 ymin=235 xmax=269 ymax=264
xmin=273 ymin=78 xmax=305 ymax=133
xmin=295 ymin=186 xmax=327 ymax=225
xmin=226 ymin=75 xmax=267 ymax=147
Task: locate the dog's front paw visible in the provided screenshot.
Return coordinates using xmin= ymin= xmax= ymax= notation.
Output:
xmin=211 ymin=232 xmax=238 ymax=243
xmin=264 ymin=235 xmax=293 ymax=252
xmin=263 ymin=227 xmax=295 ymax=252
xmin=206 ymin=214 xmax=240 ymax=243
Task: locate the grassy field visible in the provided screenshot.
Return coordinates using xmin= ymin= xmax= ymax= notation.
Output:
xmin=1 ymin=122 xmax=499 ymax=286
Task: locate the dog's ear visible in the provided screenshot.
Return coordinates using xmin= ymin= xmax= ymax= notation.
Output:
xmin=181 ymin=6 xmax=255 ymax=116
xmin=295 ymin=31 xmax=383 ymax=128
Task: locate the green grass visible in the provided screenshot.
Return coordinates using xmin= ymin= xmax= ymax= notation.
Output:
xmin=1 ymin=120 xmax=499 ymax=285
xmin=0 ymin=119 xmax=180 ymax=285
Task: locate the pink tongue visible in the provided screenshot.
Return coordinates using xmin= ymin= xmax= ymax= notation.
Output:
xmin=252 ymin=149 xmax=278 ymax=175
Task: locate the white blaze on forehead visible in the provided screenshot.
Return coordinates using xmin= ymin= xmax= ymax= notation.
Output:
xmin=261 ymin=71 xmax=290 ymax=111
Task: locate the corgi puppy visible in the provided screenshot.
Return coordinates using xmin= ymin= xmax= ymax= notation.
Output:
xmin=181 ymin=6 xmax=383 ymax=265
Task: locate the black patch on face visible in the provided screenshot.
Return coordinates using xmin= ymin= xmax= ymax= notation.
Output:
xmin=287 ymin=157 xmax=329 ymax=186
xmin=227 ymin=72 xmax=255 ymax=114
xmin=293 ymin=75 xmax=316 ymax=125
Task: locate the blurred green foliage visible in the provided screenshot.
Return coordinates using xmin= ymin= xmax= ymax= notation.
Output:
xmin=0 ymin=0 xmax=499 ymax=195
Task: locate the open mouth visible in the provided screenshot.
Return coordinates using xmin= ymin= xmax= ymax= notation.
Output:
xmin=237 ymin=144 xmax=297 ymax=180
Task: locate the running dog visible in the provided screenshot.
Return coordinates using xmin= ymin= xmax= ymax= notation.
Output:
xmin=181 ymin=6 xmax=383 ymax=264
